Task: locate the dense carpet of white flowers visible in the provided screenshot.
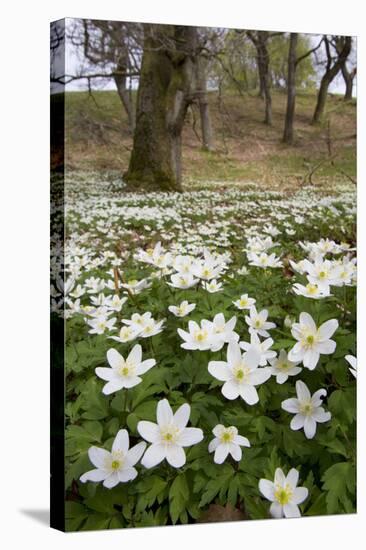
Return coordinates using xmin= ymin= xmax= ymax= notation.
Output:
xmin=51 ymin=173 xmax=356 ymax=530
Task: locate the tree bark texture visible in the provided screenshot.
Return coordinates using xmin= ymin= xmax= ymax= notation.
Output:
xmin=195 ymin=56 xmax=213 ymax=150
xmin=283 ymin=33 xmax=298 ymax=144
xmin=124 ymin=24 xmax=197 ymax=191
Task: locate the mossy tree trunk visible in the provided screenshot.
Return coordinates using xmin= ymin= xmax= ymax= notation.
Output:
xmin=124 ymin=24 xmax=197 ymax=191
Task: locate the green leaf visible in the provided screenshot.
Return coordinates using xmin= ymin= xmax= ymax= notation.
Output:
xmin=322 ymin=462 xmax=356 ymax=514
xmin=169 ymin=473 xmax=189 ymax=524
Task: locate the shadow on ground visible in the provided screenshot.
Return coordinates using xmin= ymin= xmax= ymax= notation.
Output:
xmin=20 ymin=509 xmax=49 ymax=526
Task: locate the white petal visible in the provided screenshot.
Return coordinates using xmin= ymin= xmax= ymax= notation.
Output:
xmin=136 ymin=359 xmax=156 ymax=375
xmin=127 ymin=344 xmax=142 ymax=365
xmin=274 ymin=468 xmax=285 ymax=485
xmin=283 ymin=502 xmax=301 ymax=518
xmin=213 ymin=424 xmax=225 ymax=437
xmin=178 ymin=427 xmax=203 ymax=447
xmin=312 ymin=408 xmax=331 ymax=423
xmin=112 ymin=429 xmax=129 ymax=453
xmin=282 ymin=398 xmax=300 ymax=414
xmin=88 ymin=447 xmax=110 ymax=468
xmin=208 ymin=361 xmax=231 ymax=381
xmin=141 ymin=443 xmax=166 ymax=468
xmin=166 ymin=444 xmax=186 ymax=468
xmin=311 ymin=389 xmax=327 ymax=407
xmin=117 ymin=467 xmax=137 ymax=483
xmin=318 ymin=319 xmax=338 ymax=340
xmin=208 ymin=438 xmax=220 ymax=453
xmin=270 ymin=502 xmax=283 ymax=518
xmin=243 ymin=348 xmax=261 ymax=368
xmin=157 ymin=399 xmax=173 ymax=426
xmin=80 ymin=468 xmax=107 ymax=483
xmin=137 ymin=421 xmax=160 ymax=443
xmin=304 ymin=416 xmax=317 ymax=439
xmin=303 ymin=349 xmax=320 ymax=370
xmin=102 ymin=380 xmax=124 ymax=395
xmin=95 ymin=367 xmax=114 ymax=381
xmin=107 ymin=348 xmax=123 ymax=369
xmin=227 ymin=342 xmax=241 ymax=366
xmin=222 ymin=380 xmax=240 ymax=400
xmin=285 ymin=468 xmax=299 ymax=488
xmin=292 ymin=487 xmax=309 ymax=504
xmin=103 ymin=472 xmax=119 ymax=489
xmin=126 ymin=442 xmax=147 ymax=466
xmin=249 ymin=367 xmax=271 ymax=385
xmin=259 ymin=479 xmax=275 ymax=501
xmin=214 ymin=444 xmax=229 ymax=464
xmin=299 ymin=312 xmax=316 ymax=331
xmin=239 ymin=384 xmax=259 ymax=405
xmin=296 ymin=380 xmax=311 ymax=401
xmin=173 ymin=403 xmax=190 ymax=429
xmin=290 ymin=414 xmax=305 ymax=431
xmin=316 ymin=340 xmax=336 ymax=354
xmin=229 ymin=443 xmax=242 ymax=461
xmin=235 ymin=435 xmax=250 ymax=447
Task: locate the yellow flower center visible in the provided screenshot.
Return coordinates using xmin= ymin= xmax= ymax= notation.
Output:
xmin=220 ymin=430 xmax=234 ymax=443
xmin=202 ymin=268 xmax=211 ymax=277
xmin=319 ymin=271 xmax=326 ymax=279
xmin=274 ymin=485 xmax=293 ymax=505
xmin=128 ymin=279 xmax=138 ymax=285
xmin=278 ymin=362 xmax=289 ymax=371
xmin=111 ymin=460 xmax=120 ymax=470
xmin=300 ymin=402 xmax=314 ymax=416
xmin=306 ymin=284 xmax=318 ymax=295
xmin=255 ymin=319 xmax=262 ymax=328
xmin=306 ymin=335 xmax=314 ymax=345
xmin=195 ymin=329 xmax=208 ymax=342
xmin=161 ymin=426 xmax=179 ymax=445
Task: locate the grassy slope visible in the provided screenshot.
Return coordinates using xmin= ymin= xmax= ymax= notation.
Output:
xmin=64 ymin=89 xmax=356 ymax=190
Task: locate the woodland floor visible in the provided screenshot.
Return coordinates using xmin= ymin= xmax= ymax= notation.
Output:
xmin=63 ymin=89 xmax=356 ymax=192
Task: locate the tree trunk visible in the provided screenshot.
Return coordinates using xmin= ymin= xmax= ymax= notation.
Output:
xmin=124 ymin=25 xmax=197 ymax=191
xmin=195 ymin=57 xmax=213 ymax=150
xmin=312 ymin=36 xmax=351 ymax=124
xmin=113 ymin=66 xmax=135 ymax=134
xmin=248 ymin=31 xmax=272 ymax=125
xmin=257 ymin=32 xmax=272 ymax=125
xmin=283 ymin=33 xmax=298 ymax=144
xmin=342 ymin=65 xmax=356 ymax=101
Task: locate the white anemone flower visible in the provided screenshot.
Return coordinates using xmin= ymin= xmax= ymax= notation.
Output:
xmin=239 ymin=330 xmax=276 ymax=366
xmin=281 ymin=380 xmax=331 ymax=439
xmin=268 ymin=349 xmax=302 ymax=384
xmin=232 ymin=293 xmax=256 ymax=310
xmin=345 ymin=354 xmax=357 ymax=378
xmin=208 ymin=342 xmax=270 ymax=405
xmin=245 ymin=306 xmax=276 ymax=337
xmin=109 ymin=325 xmax=140 ymax=343
xmin=202 ymin=279 xmax=223 ymax=293
xmin=177 ymin=320 xmax=216 ymax=351
xmin=137 ymin=399 xmax=203 ymax=468
xmin=288 ymin=312 xmax=338 ymax=370
xmin=293 ymin=282 xmax=331 ymax=299
xmin=168 ymin=301 xmax=196 ymax=317
xmin=96 ymin=345 xmax=156 ymax=395
xmin=259 ymin=467 xmax=309 ymax=518
xmin=80 ymin=429 xmax=146 ymax=488
xmin=208 ymin=425 xmax=250 ymax=464
xmin=168 ymin=272 xmax=199 ymax=289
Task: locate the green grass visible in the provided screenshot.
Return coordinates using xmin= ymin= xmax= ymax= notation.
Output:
xmin=63 ymin=89 xmax=356 ymax=189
